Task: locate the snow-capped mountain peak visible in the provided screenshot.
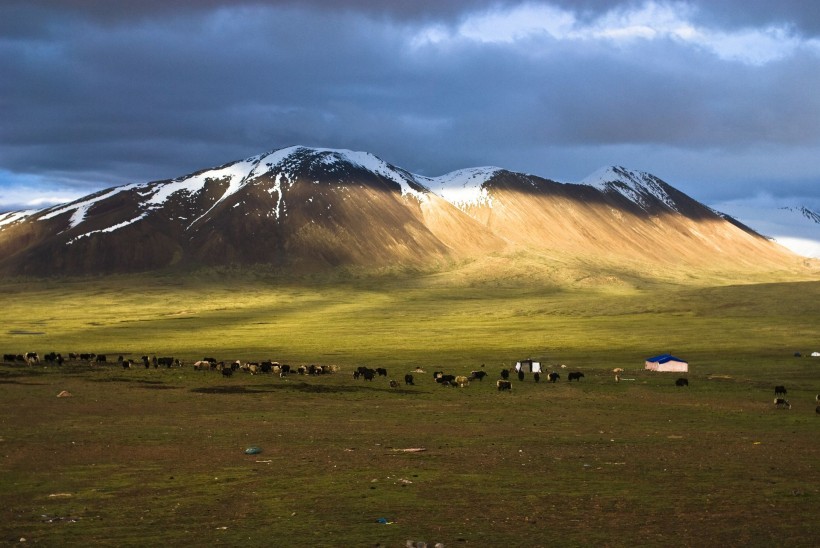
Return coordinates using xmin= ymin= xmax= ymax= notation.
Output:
xmin=782 ymin=205 xmax=820 ymax=224
xmin=248 ymin=146 xmax=429 ymax=200
xmin=579 ymin=165 xmax=679 ymax=212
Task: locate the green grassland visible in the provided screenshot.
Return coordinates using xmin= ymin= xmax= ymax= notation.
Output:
xmin=1 ymin=262 xmax=819 ymax=546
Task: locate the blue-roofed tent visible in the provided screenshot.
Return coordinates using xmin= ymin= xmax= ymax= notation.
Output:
xmin=645 ymin=354 xmax=688 ymax=372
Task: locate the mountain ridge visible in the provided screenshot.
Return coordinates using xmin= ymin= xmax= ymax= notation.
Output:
xmin=0 ymin=145 xmax=812 ymax=277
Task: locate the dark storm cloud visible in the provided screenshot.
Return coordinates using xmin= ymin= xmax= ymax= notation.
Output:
xmin=7 ymin=1 xmax=819 ymax=32
xmin=693 ymin=0 xmax=820 ymax=36
xmin=0 ymin=0 xmax=506 ymax=29
xmin=1 ymin=0 xmax=820 ymax=211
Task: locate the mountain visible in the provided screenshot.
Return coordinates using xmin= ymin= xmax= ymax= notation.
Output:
xmin=710 ymin=202 xmax=820 ymax=259
xmin=0 ymin=146 xmax=810 ymax=277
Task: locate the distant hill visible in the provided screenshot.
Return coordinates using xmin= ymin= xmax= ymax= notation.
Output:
xmin=0 ymin=146 xmax=810 ymax=277
xmin=710 ymin=202 xmax=820 ymax=259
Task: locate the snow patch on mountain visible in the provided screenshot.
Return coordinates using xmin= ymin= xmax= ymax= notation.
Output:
xmin=426 ymin=167 xmax=501 ymax=208
xmin=267 ymin=172 xmax=293 ymax=220
xmin=0 ymin=209 xmax=37 ymax=230
xmin=580 ymin=166 xmax=678 ymax=211
xmin=146 ymin=159 xmax=254 ymax=206
xmin=40 ymin=184 xmax=142 ymax=230
xmin=712 ymin=200 xmax=820 ymax=258
xmin=67 ymin=213 xmax=150 ymax=245
xmin=143 ymin=157 xmax=262 ymax=229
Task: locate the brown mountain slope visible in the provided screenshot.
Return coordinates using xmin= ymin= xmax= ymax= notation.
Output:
xmin=450 ymin=169 xmax=804 ymax=273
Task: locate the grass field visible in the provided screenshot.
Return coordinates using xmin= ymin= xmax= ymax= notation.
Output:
xmin=1 ymin=264 xmax=818 ymax=546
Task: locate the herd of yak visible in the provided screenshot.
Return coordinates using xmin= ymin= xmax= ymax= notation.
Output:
xmin=3 ymin=351 xmax=818 ymax=413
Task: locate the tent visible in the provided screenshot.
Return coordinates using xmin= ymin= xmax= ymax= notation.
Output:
xmin=515 ymin=359 xmax=542 ymax=373
xmin=645 ymin=354 xmax=688 ymax=372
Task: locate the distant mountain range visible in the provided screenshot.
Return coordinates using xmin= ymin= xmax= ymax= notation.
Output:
xmin=0 ymin=146 xmax=812 ymax=277
xmin=710 ymin=203 xmax=820 ymax=259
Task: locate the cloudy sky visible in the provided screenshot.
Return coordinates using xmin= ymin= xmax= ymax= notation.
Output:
xmin=2 ymin=0 xmax=819 ymax=212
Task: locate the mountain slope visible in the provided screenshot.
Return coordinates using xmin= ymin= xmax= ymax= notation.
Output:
xmin=423 ymin=165 xmax=802 ymax=271
xmin=0 ymin=146 xmax=809 ymax=277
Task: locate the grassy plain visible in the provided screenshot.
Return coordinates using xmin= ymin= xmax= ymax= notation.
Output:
xmin=0 ymin=261 xmax=819 ymax=546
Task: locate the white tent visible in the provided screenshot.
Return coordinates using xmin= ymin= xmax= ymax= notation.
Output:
xmin=515 ymin=360 xmax=542 ymax=373
xmin=645 ymin=354 xmax=688 ymax=372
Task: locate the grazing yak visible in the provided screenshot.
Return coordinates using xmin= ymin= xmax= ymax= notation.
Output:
xmin=469 ymin=370 xmax=487 ymax=382
xmin=517 ymin=370 xmax=525 ymax=382
xmin=774 ymin=385 xmax=787 ymax=396
xmin=42 ymin=353 xmax=64 ymax=366
xmin=675 ymin=378 xmax=689 ymax=387
xmin=355 ymin=366 xmax=375 ymax=380
xmin=496 ymin=379 xmax=512 ymax=391
xmin=548 ymin=372 xmax=560 ymax=383
xmin=568 ymin=372 xmax=585 ymax=382
xmin=436 ymin=374 xmax=456 ymax=386
xmin=500 ymin=369 xmax=510 ymax=380
xmin=404 ymin=374 xmax=414 ymax=385
xmin=455 ymin=375 xmax=469 ymax=387
xmin=774 ymin=398 xmax=791 ymax=409
xmin=389 ymin=380 xmax=399 ymax=388
xmin=193 ymin=360 xmax=211 ymax=371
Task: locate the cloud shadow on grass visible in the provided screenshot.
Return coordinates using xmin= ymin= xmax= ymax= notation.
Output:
xmin=191 ymin=381 xmax=418 ymax=395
